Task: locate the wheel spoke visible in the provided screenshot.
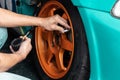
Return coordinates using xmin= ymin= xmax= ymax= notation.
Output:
xmin=42 ymin=31 xmax=56 ymax=64
xmin=42 ymin=30 xmax=49 ymax=40
xmin=46 ymin=48 xmax=54 ymax=64
xmin=62 ymin=13 xmax=68 ymax=20
xmin=60 ymin=35 xmax=73 ymax=51
xmin=55 ymin=49 xmax=66 ymax=71
xmin=49 ymin=8 xmax=56 ymax=16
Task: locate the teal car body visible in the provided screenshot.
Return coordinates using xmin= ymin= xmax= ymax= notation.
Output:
xmin=15 ymin=0 xmax=36 ymax=35
xmin=71 ymin=0 xmax=120 ymax=80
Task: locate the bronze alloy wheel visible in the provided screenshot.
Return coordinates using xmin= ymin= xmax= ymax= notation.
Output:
xmin=34 ymin=0 xmax=90 ymax=80
xmin=35 ymin=1 xmax=74 ymax=79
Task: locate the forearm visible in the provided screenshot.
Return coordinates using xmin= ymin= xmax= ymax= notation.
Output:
xmin=0 ymin=52 xmax=22 ymax=72
xmin=0 ymin=8 xmax=43 ymax=27
xmin=0 ymin=37 xmax=32 ymax=72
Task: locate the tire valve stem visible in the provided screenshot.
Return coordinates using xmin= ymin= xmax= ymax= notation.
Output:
xmin=64 ymin=29 xmax=70 ymax=33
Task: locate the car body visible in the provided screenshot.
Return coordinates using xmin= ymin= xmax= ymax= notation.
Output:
xmin=71 ymin=0 xmax=120 ymax=80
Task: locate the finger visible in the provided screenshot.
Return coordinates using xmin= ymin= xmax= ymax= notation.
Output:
xmin=55 ymin=14 xmax=67 ymax=23
xmin=22 ymin=35 xmax=27 ymax=40
xmin=22 ymin=37 xmax=31 ymax=44
xmin=20 ymin=36 xmax=23 ymax=38
xmin=55 ymin=15 xmax=70 ymax=29
xmin=9 ymin=45 xmax=15 ymax=53
xmin=52 ymin=25 xmax=65 ymax=33
xmin=25 ymin=37 xmax=31 ymax=42
xmin=20 ymin=35 xmax=28 ymax=40
xmin=56 ymin=18 xmax=70 ymax=29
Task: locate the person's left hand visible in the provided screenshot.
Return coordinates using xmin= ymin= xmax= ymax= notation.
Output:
xmin=10 ymin=36 xmax=32 ymax=61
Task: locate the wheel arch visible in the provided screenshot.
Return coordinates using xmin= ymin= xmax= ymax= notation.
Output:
xmin=77 ymin=6 xmax=120 ymax=80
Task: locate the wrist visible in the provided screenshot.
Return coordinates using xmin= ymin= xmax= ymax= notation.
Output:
xmin=13 ymin=52 xmax=25 ymax=62
xmin=35 ymin=17 xmax=44 ymax=27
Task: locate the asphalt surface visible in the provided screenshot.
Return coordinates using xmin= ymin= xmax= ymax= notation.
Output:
xmin=8 ymin=57 xmax=40 ymax=80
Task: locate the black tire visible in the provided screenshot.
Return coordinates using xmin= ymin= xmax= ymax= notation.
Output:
xmin=34 ymin=0 xmax=90 ymax=80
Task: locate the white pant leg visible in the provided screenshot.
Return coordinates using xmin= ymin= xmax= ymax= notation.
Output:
xmin=0 ymin=72 xmax=31 ymax=80
xmin=0 ymin=28 xmax=8 ymax=49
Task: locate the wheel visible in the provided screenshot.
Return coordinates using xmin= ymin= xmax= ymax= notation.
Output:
xmin=34 ymin=0 xmax=90 ymax=80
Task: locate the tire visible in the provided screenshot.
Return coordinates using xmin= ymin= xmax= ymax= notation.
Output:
xmin=34 ymin=0 xmax=90 ymax=80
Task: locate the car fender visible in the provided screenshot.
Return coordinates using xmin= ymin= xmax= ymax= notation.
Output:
xmin=77 ymin=7 xmax=120 ymax=80
xmin=71 ymin=0 xmax=116 ymax=12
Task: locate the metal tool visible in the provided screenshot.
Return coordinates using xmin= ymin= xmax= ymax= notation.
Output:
xmin=10 ymin=27 xmax=34 ymax=51
xmin=23 ymin=27 xmax=34 ymax=38
xmin=64 ymin=29 xmax=70 ymax=33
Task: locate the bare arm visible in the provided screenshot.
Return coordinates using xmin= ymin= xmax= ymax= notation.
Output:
xmin=0 ymin=8 xmax=43 ymax=27
xmin=0 ymin=52 xmax=23 ymax=72
xmin=0 ymin=7 xmax=70 ymax=71
xmin=0 ymin=8 xmax=70 ymax=33
xmin=0 ymin=37 xmax=32 ymax=72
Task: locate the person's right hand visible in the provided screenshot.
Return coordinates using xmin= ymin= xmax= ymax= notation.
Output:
xmin=10 ymin=37 xmax=32 ymax=61
xmin=40 ymin=14 xmax=70 ymax=33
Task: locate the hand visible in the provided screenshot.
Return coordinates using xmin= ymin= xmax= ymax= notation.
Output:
xmin=40 ymin=14 xmax=70 ymax=33
xmin=10 ymin=37 xmax=32 ymax=60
